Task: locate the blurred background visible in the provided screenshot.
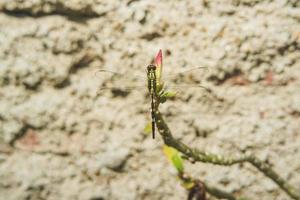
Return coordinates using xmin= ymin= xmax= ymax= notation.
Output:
xmin=0 ymin=0 xmax=299 ymax=199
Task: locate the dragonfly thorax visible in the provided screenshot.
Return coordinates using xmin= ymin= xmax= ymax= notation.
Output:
xmin=147 ymin=64 xmax=157 ymax=82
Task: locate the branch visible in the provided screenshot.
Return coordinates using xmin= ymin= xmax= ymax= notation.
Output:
xmin=179 ymin=172 xmax=240 ymax=200
xmin=154 ymin=107 xmax=300 ymax=200
xmin=205 ymin=183 xmax=239 ymax=200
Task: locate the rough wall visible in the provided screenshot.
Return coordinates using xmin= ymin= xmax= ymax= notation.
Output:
xmin=0 ymin=0 xmax=299 ymax=199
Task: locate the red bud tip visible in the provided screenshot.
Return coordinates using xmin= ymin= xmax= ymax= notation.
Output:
xmin=155 ymin=49 xmax=162 ymax=67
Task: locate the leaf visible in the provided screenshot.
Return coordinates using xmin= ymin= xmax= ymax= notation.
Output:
xmin=156 ymin=82 xmax=164 ymax=94
xmin=163 ymin=91 xmax=177 ymax=98
xmin=163 ymin=145 xmax=184 ymax=173
xmin=144 ymin=122 xmax=152 ymax=134
xmin=158 ymin=91 xmax=177 ymax=104
xmin=182 ymin=180 xmax=195 ymax=190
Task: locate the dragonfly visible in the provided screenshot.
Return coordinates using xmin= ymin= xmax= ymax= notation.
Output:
xmin=97 ymin=50 xmax=209 ymax=139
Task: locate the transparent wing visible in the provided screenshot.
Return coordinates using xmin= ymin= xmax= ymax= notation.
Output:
xmin=157 ymin=66 xmax=216 ymax=103
xmin=95 ymin=69 xmax=148 ymax=96
xmin=162 ymin=66 xmax=208 ymax=83
xmin=95 ymin=66 xmax=211 ymax=98
xmin=160 ymin=66 xmax=210 ymax=96
xmin=94 ymin=69 xmax=146 ymax=81
xmin=166 ymin=84 xmax=210 ymax=91
xmin=161 ymin=84 xmax=212 ymax=102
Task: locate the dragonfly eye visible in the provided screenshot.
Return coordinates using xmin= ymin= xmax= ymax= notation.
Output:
xmin=147 ymin=64 xmax=156 ymax=71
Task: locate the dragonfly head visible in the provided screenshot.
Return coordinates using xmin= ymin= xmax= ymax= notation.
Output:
xmin=147 ymin=64 xmax=156 ymax=72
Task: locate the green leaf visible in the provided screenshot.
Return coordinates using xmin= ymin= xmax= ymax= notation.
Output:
xmin=159 ymin=95 xmax=167 ymax=104
xmin=163 ymin=91 xmax=177 ymax=98
xmin=143 ymin=122 xmax=152 ymax=134
xmin=159 ymin=91 xmax=177 ymax=104
xmin=172 ymin=155 xmax=184 ymax=173
xmin=156 ymin=82 xmax=164 ymax=94
xmin=181 ymin=180 xmax=195 ymax=189
xmin=163 ymin=145 xmax=184 ymax=173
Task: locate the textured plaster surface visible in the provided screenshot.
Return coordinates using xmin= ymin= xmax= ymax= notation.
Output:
xmin=0 ymin=0 xmax=300 ymax=199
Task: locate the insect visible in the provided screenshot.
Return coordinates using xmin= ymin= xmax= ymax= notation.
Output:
xmin=97 ymin=50 xmax=208 ymax=139
xmin=146 ymin=63 xmax=160 ymax=139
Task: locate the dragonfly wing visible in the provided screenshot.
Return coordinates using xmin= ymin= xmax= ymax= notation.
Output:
xmin=95 ymin=69 xmax=146 ymax=81
xmin=163 ymin=66 xmax=208 ymax=83
xmin=98 ymin=84 xmax=148 ymax=97
xmin=159 ymin=66 xmax=210 ymax=99
xmin=165 ymin=84 xmax=211 ymax=92
xmin=95 ymin=69 xmax=148 ymax=96
xmin=160 ymin=83 xmax=213 ymax=102
xmin=98 ymin=85 xmax=146 ymax=91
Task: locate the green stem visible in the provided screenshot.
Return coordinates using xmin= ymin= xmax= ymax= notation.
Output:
xmin=154 ymin=106 xmax=300 ymax=200
xmin=179 ymin=172 xmax=238 ymax=200
xmin=205 ymin=183 xmax=238 ymax=200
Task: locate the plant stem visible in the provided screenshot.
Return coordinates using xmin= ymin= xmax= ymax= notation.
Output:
xmin=205 ymin=183 xmax=238 ymax=200
xmin=154 ymin=105 xmax=300 ymax=200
